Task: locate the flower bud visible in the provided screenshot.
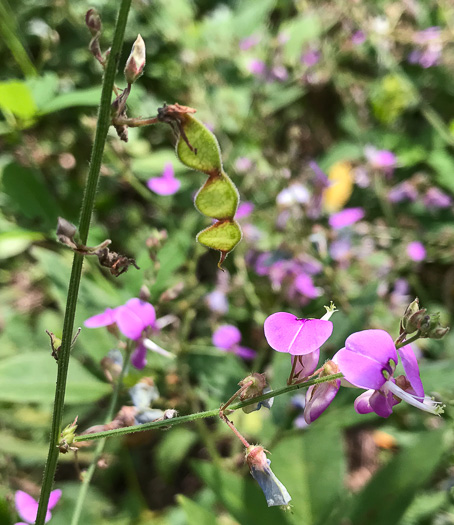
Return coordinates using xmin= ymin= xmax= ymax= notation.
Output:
xmin=418 ymin=312 xmax=450 ymax=339
xmin=239 ymin=373 xmax=274 ymax=414
xmin=85 ymin=9 xmax=102 ymax=36
xmin=59 ymin=417 xmax=78 ymax=453
xmin=124 ymin=35 xmax=146 ymax=84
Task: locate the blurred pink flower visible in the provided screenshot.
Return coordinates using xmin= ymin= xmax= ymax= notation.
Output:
xmin=147 ymin=163 xmax=180 ymax=195
xmin=234 ymin=157 xmax=253 ymax=172
xmin=409 ymin=27 xmax=442 ymax=68
xmin=236 ymin=201 xmax=254 ymax=219
xmin=365 ymin=146 xmax=397 ymax=172
xmin=351 ymin=30 xmax=366 ymax=45
xmin=406 ymin=241 xmax=426 ymax=262
xmin=301 ymin=48 xmax=320 ymax=66
xmin=423 ymin=187 xmax=452 ymax=209
xmin=14 ymin=489 xmax=61 ymax=525
xmin=329 ymin=207 xmax=365 ymax=229
xmin=247 ymin=58 xmax=266 ymax=76
xmin=212 ymin=325 xmax=256 ymax=359
xmin=205 ymin=290 xmax=229 ymax=314
xmin=239 ymin=34 xmax=261 ymax=51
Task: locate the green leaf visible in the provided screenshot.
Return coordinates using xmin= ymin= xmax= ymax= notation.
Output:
xmin=0 ymin=353 xmax=110 ymax=404
xmin=345 ymin=430 xmax=447 ymax=525
xmin=2 ymin=162 xmax=61 ymax=229
xmin=428 ymin=149 xmax=454 ymax=194
xmin=39 ymin=87 xmax=102 ymax=114
xmin=195 ymin=173 xmax=239 ymax=219
xmin=281 ymin=14 xmax=322 ymax=65
xmin=177 ymin=115 xmax=223 ymax=174
xmin=155 ymin=428 xmax=198 ymax=481
xmin=176 ymin=495 xmax=219 ymax=525
xmin=0 ymin=80 xmax=37 ymax=120
xmin=196 ymin=219 xmax=242 ymax=253
xmin=0 ymin=230 xmax=44 ymax=259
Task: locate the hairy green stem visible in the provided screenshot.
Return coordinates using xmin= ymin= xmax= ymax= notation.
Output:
xmin=35 ymin=2 xmax=132 ymax=523
xmin=70 ymin=350 xmax=130 ymax=525
xmin=396 ymin=332 xmax=421 ymax=349
xmin=74 ymin=373 xmax=344 ymax=443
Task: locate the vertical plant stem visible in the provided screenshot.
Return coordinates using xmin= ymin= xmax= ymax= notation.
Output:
xmin=70 ymin=350 xmax=130 ymax=525
xmin=35 ymin=1 xmax=132 ymax=523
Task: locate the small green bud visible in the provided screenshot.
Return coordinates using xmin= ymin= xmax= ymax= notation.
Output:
xmin=419 ymin=312 xmax=450 ymax=339
xmin=59 ymin=417 xmax=78 ymax=453
xmin=124 ymin=35 xmax=146 ymax=84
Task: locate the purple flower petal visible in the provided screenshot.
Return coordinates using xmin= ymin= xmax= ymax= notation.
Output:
xmin=345 ymin=329 xmax=398 ymax=364
xmin=115 ymin=299 xmax=156 ymax=340
xmin=84 ymin=308 xmax=117 ymax=328
xmin=399 ymin=345 xmax=424 ymax=398
xmin=292 ymin=348 xmax=320 ymax=379
xmin=47 ymin=489 xmax=62 ymax=511
xmin=264 ymin=313 xmax=333 ymax=356
xmin=335 ymin=350 xmax=390 ymax=390
xmin=15 ymin=491 xmax=39 ymax=524
xmin=368 ymin=388 xmax=395 ymax=418
xmin=130 ymin=343 xmax=147 ymax=369
xmin=247 ymin=58 xmax=266 ymax=76
xmin=328 ymin=207 xmax=365 ymax=229
xmin=304 ymin=379 xmax=340 ymax=424
xmin=354 ymin=389 xmax=375 ymax=414
xmin=234 ymin=345 xmax=257 ymax=359
xmin=406 ymin=241 xmax=426 ymax=262
xmin=213 ymin=325 xmax=242 ymax=350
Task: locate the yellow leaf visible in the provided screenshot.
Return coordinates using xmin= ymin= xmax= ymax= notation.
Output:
xmin=323 ymin=161 xmax=353 ymax=212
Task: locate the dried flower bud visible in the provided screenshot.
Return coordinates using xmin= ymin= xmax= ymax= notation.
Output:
xmin=239 ymin=373 xmax=274 ymax=414
xmin=400 ymin=298 xmax=423 ymax=334
xmin=56 ymin=217 xmax=78 ymax=249
xmin=85 ymin=8 xmax=102 ymax=36
xmin=124 ymin=34 xmax=146 ymax=84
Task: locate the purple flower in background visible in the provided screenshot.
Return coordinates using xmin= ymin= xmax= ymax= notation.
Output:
xmin=212 ymin=325 xmax=256 ymax=359
xmin=239 ymin=34 xmax=261 ymax=51
xmin=264 ymin=312 xmax=333 ymax=355
xmin=236 ymin=201 xmax=254 ymax=219
xmin=351 ymin=30 xmax=366 ymax=45
xmin=307 ymin=161 xmax=330 ymax=219
xmin=406 ymin=241 xmax=426 ymax=262
xmin=235 ymin=157 xmax=253 ymax=172
xmin=271 ymin=65 xmax=289 ymax=81
xmin=365 ymin=146 xmax=397 ymax=173
xmin=423 ymin=187 xmax=452 ymax=209
xmin=388 ymin=181 xmax=418 ymax=203
xmin=329 ymin=207 xmax=365 ymax=229
xmin=247 ymin=58 xmax=266 ymax=76
xmin=409 ymin=27 xmax=442 ymax=68
xmin=293 ymin=273 xmax=320 ymax=299
xmin=335 ymin=329 xmax=441 ymax=417
xmin=301 ymin=48 xmax=321 ymax=66
xmin=14 ymin=489 xmax=61 ymax=524
xmin=205 ymin=290 xmax=229 ymax=314
xmin=330 ymin=238 xmax=352 ymax=263
xmin=147 ymin=163 xmax=180 ymax=195
xmin=276 ymin=183 xmax=310 ymax=206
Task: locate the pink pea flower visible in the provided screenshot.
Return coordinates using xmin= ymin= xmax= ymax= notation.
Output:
xmin=147 ymin=163 xmax=180 ymax=196
xmin=212 ymin=325 xmax=256 ymax=359
xmin=264 ymin=312 xmax=333 ymax=356
xmin=14 ymin=489 xmax=61 ymax=525
xmin=293 ymin=273 xmax=320 ymax=299
xmin=239 ymin=34 xmax=261 ymax=51
xmin=406 ymin=241 xmax=426 ymax=262
xmin=408 ymin=27 xmax=442 ymax=68
xmin=85 ymin=298 xmax=158 ymax=369
xmin=304 ymin=367 xmax=341 ymax=423
xmin=335 ymin=329 xmax=441 ymax=417
xmin=328 ymin=207 xmax=365 ymax=229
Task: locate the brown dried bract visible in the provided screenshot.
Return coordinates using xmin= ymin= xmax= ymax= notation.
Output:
xmin=157 ymin=103 xmax=198 ymax=154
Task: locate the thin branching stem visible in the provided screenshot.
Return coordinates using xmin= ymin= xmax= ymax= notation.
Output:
xmin=35 ymin=2 xmax=132 ymax=523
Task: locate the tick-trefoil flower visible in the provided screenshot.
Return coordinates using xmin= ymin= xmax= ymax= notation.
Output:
xmin=423 ymin=187 xmax=452 ymax=209
xmin=408 ymin=27 xmax=442 ymax=68
xmin=304 ymin=360 xmax=341 ymax=424
xmin=246 ymin=446 xmax=291 ymax=507
xmin=212 ymin=325 xmax=256 ymax=359
xmin=236 ymin=201 xmax=254 ymax=219
xmin=14 ymin=489 xmax=61 ymax=525
xmin=247 ymin=58 xmax=266 ymax=77
xmin=264 ymin=312 xmax=333 ymax=356
xmin=351 ymin=30 xmax=366 ymax=45
xmin=301 ymin=48 xmax=320 ymax=66
xmin=335 ymin=329 xmax=442 ymax=417
xmin=85 ymin=298 xmax=158 ymax=369
xmin=147 ymin=163 xmax=180 ymax=196
xmin=364 ymin=146 xmax=397 ymax=174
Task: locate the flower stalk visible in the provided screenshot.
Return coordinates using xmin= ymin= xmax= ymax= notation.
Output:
xmin=35 ymin=1 xmax=132 ymax=523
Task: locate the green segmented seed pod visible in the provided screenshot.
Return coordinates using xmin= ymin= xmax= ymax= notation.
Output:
xmin=158 ymin=104 xmax=242 ymax=268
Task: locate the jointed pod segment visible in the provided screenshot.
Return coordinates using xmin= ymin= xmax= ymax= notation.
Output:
xmin=157 ymin=104 xmax=242 ymax=268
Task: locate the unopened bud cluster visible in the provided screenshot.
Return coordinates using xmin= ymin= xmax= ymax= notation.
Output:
xmin=400 ymin=298 xmax=449 ymax=339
